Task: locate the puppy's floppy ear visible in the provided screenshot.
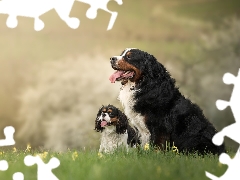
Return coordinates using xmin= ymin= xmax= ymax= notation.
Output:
xmin=94 ymin=106 xmax=104 ymax=132
xmin=97 ymin=105 xmax=104 ymax=117
xmin=116 ymin=109 xmax=128 ymax=134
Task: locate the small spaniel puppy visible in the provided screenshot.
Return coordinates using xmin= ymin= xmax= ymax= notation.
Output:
xmin=109 ymin=48 xmax=225 ymax=155
xmin=95 ymin=104 xmax=139 ymax=153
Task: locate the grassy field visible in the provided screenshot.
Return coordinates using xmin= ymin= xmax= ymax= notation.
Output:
xmin=0 ymin=146 xmax=229 ymax=180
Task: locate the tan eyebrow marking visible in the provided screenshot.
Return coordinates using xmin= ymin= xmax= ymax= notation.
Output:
xmin=126 ymin=52 xmax=131 ymax=56
xmin=107 ymin=109 xmax=112 ymax=113
xmin=110 ymin=117 xmax=118 ymax=125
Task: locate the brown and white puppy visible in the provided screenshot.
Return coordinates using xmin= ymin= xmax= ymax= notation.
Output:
xmin=95 ymin=104 xmax=139 ymax=153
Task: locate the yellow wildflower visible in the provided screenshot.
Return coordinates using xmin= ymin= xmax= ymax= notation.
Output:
xmin=172 ymin=142 xmax=179 ymax=154
xmin=72 ymin=151 xmax=78 ymax=161
xmin=144 ymin=143 xmax=150 ymax=151
xmin=38 ymin=152 xmax=48 ymax=159
xmin=98 ymin=152 xmax=103 ymax=158
xmin=25 ymin=144 xmax=31 ymax=152
xmin=13 ymin=147 xmax=17 ymax=153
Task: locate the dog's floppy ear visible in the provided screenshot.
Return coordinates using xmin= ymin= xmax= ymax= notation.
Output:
xmin=94 ymin=105 xmax=104 ymax=132
xmin=136 ymin=53 xmax=176 ymax=107
xmin=142 ymin=53 xmax=167 ymax=79
xmin=116 ymin=109 xmax=128 ymax=134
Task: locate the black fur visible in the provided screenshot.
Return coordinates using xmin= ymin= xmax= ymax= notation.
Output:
xmin=116 ymin=108 xmax=128 ymax=134
xmin=94 ymin=106 xmax=104 ymax=132
xmin=127 ymin=125 xmax=140 ymax=147
xmin=111 ymin=49 xmax=225 ymax=155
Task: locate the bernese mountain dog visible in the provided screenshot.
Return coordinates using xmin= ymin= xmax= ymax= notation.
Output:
xmin=95 ymin=104 xmax=139 ymax=153
xmin=109 ymin=48 xmax=225 ymax=155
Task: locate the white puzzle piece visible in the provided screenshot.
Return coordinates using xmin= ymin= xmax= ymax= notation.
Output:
xmin=206 ymin=68 xmax=240 ymax=179
xmin=12 ymin=172 xmax=24 ymax=180
xmin=213 ymin=69 xmax=240 ymax=145
xmin=206 ymin=148 xmax=240 ymax=180
xmin=0 ymin=0 xmax=123 ymax=31
xmin=216 ymin=69 xmax=240 ymax=121
xmin=77 ymin=0 xmax=123 ymax=30
xmin=0 ymin=0 xmax=79 ymax=31
xmin=24 ymin=155 xmax=60 ymax=180
xmin=0 ymin=126 xmax=15 ymax=146
xmin=0 ymin=160 xmax=8 ymax=171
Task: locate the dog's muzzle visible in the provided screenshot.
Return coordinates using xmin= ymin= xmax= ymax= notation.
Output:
xmin=110 ymin=56 xmax=122 ymax=69
xmin=110 ymin=56 xmax=117 ymax=66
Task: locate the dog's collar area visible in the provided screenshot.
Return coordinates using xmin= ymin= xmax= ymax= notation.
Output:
xmin=120 ymin=84 xmax=137 ymax=91
xmin=130 ymin=86 xmax=135 ymax=90
xmin=120 ymin=80 xmax=142 ymax=91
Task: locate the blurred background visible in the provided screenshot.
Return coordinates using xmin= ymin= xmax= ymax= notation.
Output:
xmin=0 ymin=0 xmax=240 ymax=151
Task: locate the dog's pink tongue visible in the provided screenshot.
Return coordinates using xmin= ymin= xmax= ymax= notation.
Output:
xmin=109 ymin=70 xmax=124 ymax=83
xmin=101 ymin=121 xmax=107 ymax=127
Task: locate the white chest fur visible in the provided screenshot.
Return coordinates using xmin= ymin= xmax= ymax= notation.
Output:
xmin=118 ymin=81 xmax=150 ymax=146
xmin=99 ymin=126 xmax=128 ymax=153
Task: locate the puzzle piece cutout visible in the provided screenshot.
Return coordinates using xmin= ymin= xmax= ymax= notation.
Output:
xmin=0 ymin=126 xmax=15 ymax=146
xmin=205 ymin=68 xmax=240 ymax=179
xmin=0 ymin=0 xmax=123 ymax=31
xmin=0 ymin=160 xmax=25 ymax=180
xmin=0 ymin=126 xmax=59 ymax=180
xmin=0 ymin=160 xmax=8 ymax=171
xmin=0 ymin=126 xmax=16 ymax=178
xmin=216 ymin=69 xmax=240 ymax=121
xmin=0 ymin=0 xmax=79 ymax=31
xmin=0 ymin=156 xmax=60 ymax=180
xmin=212 ymin=122 xmax=240 ymax=146
xmin=77 ymin=0 xmax=123 ymax=30
xmin=206 ymin=148 xmax=240 ymax=180
xmin=212 ymin=69 xmax=240 ymax=145
xmin=24 ymin=155 xmax=60 ymax=180
xmin=12 ymin=172 xmax=24 ymax=180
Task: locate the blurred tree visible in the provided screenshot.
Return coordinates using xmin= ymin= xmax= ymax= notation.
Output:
xmin=179 ymin=17 xmax=240 ymax=149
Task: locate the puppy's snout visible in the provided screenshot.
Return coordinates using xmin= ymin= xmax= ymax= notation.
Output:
xmin=102 ymin=113 xmax=106 ymax=117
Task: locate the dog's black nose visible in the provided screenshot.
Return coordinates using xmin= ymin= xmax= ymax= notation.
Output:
xmin=110 ymin=57 xmax=117 ymax=61
xmin=102 ymin=113 xmax=106 ymax=117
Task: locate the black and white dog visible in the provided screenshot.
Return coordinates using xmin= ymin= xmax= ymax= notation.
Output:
xmin=109 ymin=48 xmax=225 ymax=155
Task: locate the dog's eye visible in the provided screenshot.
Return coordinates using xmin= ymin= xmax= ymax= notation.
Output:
xmin=126 ymin=55 xmax=131 ymax=59
xmin=109 ymin=113 xmax=115 ymax=117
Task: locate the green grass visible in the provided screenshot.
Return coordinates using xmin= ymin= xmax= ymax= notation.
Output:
xmin=0 ymin=147 xmax=229 ymax=180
